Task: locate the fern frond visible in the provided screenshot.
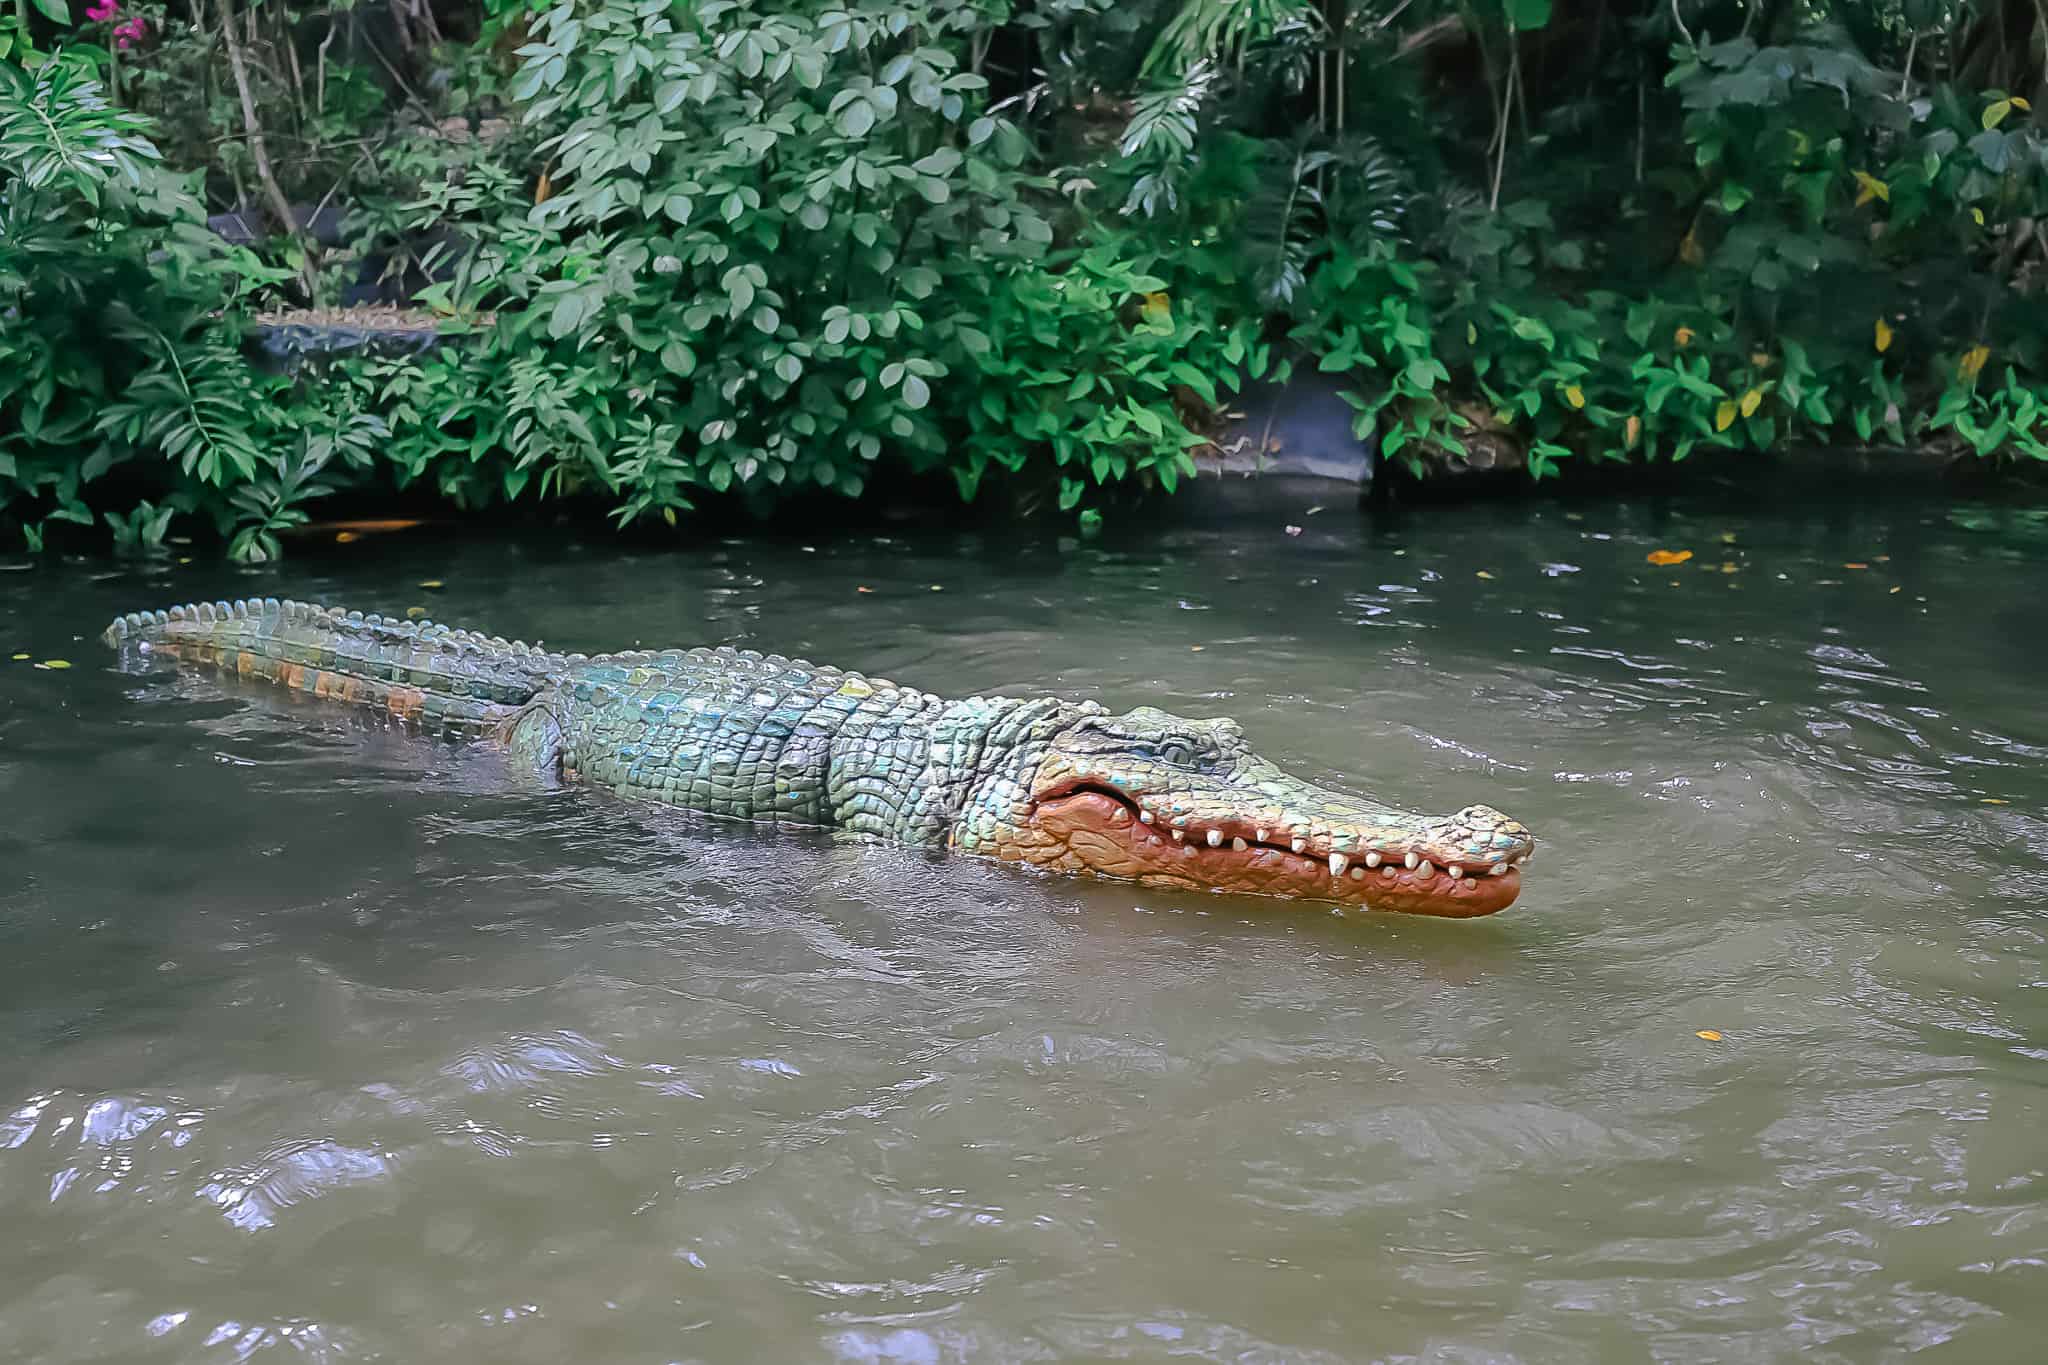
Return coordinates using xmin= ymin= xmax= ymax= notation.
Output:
xmin=1142 ymin=0 xmax=1324 ymax=81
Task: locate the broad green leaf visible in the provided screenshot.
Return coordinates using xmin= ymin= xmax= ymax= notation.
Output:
xmin=838 ymin=100 xmax=875 ymax=138
xmin=549 ymin=294 xmax=584 ymax=338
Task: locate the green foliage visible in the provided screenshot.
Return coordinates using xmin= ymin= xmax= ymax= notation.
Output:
xmin=332 ymin=0 xmax=1234 ymax=528
xmin=12 ymin=0 xmax=2048 ymax=559
xmin=0 ymin=49 xmax=290 ymax=553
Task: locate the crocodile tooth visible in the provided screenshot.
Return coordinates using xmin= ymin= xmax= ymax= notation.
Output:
xmin=1365 ymin=851 xmax=1382 ymax=868
xmin=1404 ymin=851 xmax=1420 ymax=870
xmin=1492 ymin=861 xmax=1512 ymax=876
xmin=1230 ymin=837 xmax=1247 ymax=852
xmin=1463 ymin=878 xmax=1478 ymax=889
xmin=1381 ymin=864 xmax=1396 ymax=878
xmin=1138 ymin=810 xmax=1153 ymax=825
xmin=1255 ymin=828 xmax=1268 ymax=842
xmin=1328 ymin=853 xmax=1347 ymax=878
xmin=1448 ymin=864 xmax=1463 ymax=880
xmin=1349 ymin=866 xmax=1365 ymax=880
xmin=1206 ymin=829 xmax=1222 ymax=848
xmin=1171 ymin=830 xmax=1184 ymax=843
xmin=1416 ymin=860 xmax=1435 ymax=879
xmin=1291 ymin=838 xmax=1308 ymax=854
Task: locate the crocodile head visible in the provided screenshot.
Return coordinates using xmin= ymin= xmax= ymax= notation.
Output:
xmin=988 ymin=705 xmax=1534 ymax=917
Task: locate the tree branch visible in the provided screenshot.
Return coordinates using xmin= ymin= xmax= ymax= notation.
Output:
xmin=219 ymin=0 xmax=312 ymax=296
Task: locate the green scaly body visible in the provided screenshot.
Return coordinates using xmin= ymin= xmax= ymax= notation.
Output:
xmin=103 ymin=597 xmax=1537 ymax=916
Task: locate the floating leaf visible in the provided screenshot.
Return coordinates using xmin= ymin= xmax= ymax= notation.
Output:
xmin=1972 ymin=207 xmax=1986 ymax=225
xmin=930 ymin=585 xmax=943 ymax=592
xmin=418 ymin=580 xmax=445 ymax=589
xmin=1984 ymin=98 xmax=2013 ymax=130
xmin=1844 ymin=562 xmax=1869 ymax=570
xmin=1750 ymin=352 xmax=1772 ymax=368
xmin=406 ymin=606 xmax=428 ymax=620
xmin=1140 ymin=292 xmax=1172 ymax=324
xmin=1959 ymin=345 xmax=1990 ymax=380
xmin=1695 ymin=1030 xmax=1723 ymax=1042
xmin=1874 ymin=318 xmax=1894 ymax=353
xmin=1853 ymin=170 xmax=1890 ymax=206
xmin=1739 ymin=388 xmax=1763 ymax=417
xmin=1624 ymin=415 xmax=1642 ymax=447
xmin=1678 ymin=232 xmax=1703 ymax=267
xmin=1982 ymin=798 xmax=2009 ymax=805
xmin=856 ymin=586 xmax=873 ymax=593
xmin=1190 ymin=645 xmax=1205 ymax=652
xmin=335 ymin=531 xmax=360 ymax=543
xmin=534 ymin=169 xmax=553 ymax=204
xmin=1674 ymin=326 xmax=1696 ymax=348
xmin=1646 ymin=549 xmax=1693 ymax=566
xmin=10 ymin=653 xmax=28 ymax=661
xmin=1476 ymin=570 xmax=1495 ymax=579
xmin=1563 ymin=384 xmax=1586 ymax=409
xmin=39 ymin=659 xmax=71 ymax=670
xmin=1284 ymin=525 xmax=1304 ymax=536
xmin=1715 ymin=401 xmax=1737 ymax=432
xmin=308 ymin=519 xmax=424 ymax=533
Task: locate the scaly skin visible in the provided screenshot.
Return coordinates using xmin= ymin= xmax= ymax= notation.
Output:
xmin=103 ymin=598 xmax=1536 ymax=916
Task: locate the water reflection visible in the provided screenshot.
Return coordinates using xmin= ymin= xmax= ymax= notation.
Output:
xmin=1 ymin=491 xmax=2045 ymax=1360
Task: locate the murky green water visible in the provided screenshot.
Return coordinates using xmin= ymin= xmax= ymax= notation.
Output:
xmin=3 ymin=489 xmax=2046 ymax=1362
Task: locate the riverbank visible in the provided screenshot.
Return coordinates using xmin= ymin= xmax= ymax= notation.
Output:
xmin=9 ymin=3 xmax=2048 ymax=560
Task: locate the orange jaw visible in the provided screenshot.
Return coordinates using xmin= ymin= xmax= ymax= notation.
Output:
xmin=1025 ymin=791 xmax=1523 ymax=918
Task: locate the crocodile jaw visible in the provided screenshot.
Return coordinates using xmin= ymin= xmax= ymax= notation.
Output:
xmin=997 ymin=734 xmax=1535 ymax=918
xmin=1024 ymin=787 xmax=1526 ymax=916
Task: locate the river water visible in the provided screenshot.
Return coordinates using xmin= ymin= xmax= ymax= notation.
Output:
xmin=2 ymin=488 xmax=2045 ymax=1362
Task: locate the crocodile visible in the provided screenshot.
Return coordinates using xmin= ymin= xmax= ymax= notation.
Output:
xmin=102 ymin=598 xmax=1536 ymax=917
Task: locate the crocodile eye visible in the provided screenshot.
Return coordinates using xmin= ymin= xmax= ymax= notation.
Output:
xmin=1157 ymin=740 xmax=1200 ymax=768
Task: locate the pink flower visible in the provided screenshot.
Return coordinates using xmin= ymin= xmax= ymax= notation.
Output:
xmin=112 ymin=15 xmax=147 ymax=47
xmin=85 ymin=0 xmax=118 ymax=21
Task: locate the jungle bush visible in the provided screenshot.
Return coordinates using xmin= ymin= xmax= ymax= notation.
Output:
xmin=6 ymin=0 xmax=2048 ymax=556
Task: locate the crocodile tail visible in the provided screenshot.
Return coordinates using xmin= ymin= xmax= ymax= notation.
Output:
xmin=103 ymin=598 xmax=567 ymax=737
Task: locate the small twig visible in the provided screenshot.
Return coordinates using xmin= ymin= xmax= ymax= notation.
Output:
xmin=1489 ymin=22 xmax=1520 ymax=211
xmin=285 ymin=11 xmax=309 ymax=132
xmin=318 ymin=23 xmax=336 ymax=116
xmin=1335 ymin=0 xmax=1347 ymax=136
xmin=1635 ymin=76 xmax=1646 ymax=184
xmin=1670 ymin=0 xmax=1695 ymax=50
